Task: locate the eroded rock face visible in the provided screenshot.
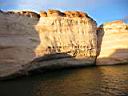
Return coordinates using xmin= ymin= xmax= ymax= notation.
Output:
xmin=47 ymin=9 xmax=66 ymax=17
xmin=40 ymin=11 xmax=47 ymax=17
xmin=0 ymin=9 xmax=97 ymax=79
xmin=5 ymin=10 xmax=40 ymax=19
xmin=97 ymin=20 xmax=128 ymax=65
xmin=35 ymin=10 xmax=97 ymax=64
xmin=0 ymin=11 xmax=39 ymax=78
xmin=1 ymin=9 xmax=128 ymax=79
xmin=64 ymin=11 xmax=88 ymax=18
xmin=40 ymin=9 xmax=90 ymax=18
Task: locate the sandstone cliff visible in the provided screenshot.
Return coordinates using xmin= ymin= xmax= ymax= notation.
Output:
xmin=35 ymin=9 xmax=97 ymax=63
xmin=0 ymin=9 xmax=128 ymax=79
xmin=97 ymin=20 xmax=128 ymax=65
xmin=0 ymin=9 xmax=97 ymax=79
xmin=0 ymin=10 xmax=39 ymax=78
xmin=22 ymin=10 xmax=97 ymax=73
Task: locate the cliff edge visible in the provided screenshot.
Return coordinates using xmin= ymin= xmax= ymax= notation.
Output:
xmin=0 ymin=10 xmax=40 ymax=78
xmin=97 ymin=20 xmax=128 ymax=65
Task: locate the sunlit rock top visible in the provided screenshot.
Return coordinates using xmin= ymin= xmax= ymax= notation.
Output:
xmin=102 ymin=20 xmax=128 ymax=32
xmin=40 ymin=9 xmax=92 ymax=19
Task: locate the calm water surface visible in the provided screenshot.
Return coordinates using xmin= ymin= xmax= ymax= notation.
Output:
xmin=0 ymin=65 xmax=128 ymax=96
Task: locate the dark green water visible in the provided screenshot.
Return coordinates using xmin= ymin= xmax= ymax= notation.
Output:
xmin=0 ymin=65 xmax=128 ymax=96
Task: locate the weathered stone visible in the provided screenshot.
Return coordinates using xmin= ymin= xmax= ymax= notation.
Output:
xmin=0 ymin=11 xmax=39 ymax=78
xmin=97 ymin=20 xmax=128 ymax=65
xmin=47 ymin=9 xmax=66 ymax=17
xmin=35 ymin=11 xmax=97 ymax=64
xmin=40 ymin=11 xmax=47 ymax=17
xmin=64 ymin=11 xmax=87 ymax=18
xmin=6 ymin=10 xmax=40 ymax=18
xmin=0 ymin=9 xmax=97 ymax=79
xmin=45 ymin=9 xmax=88 ymax=18
xmin=1 ymin=9 xmax=128 ymax=80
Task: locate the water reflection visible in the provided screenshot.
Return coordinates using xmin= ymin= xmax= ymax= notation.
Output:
xmin=32 ymin=65 xmax=128 ymax=96
xmin=97 ymin=66 xmax=128 ymax=96
xmin=0 ymin=65 xmax=128 ymax=96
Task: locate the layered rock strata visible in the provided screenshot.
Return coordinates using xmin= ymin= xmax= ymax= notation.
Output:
xmin=0 ymin=9 xmax=128 ymax=79
xmin=35 ymin=9 xmax=97 ymax=63
xmin=97 ymin=20 xmax=128 ymax=65
xmin=0 ymin=9 xmax=97 ymax=79
xmin=0 ymin=11 xmax=39 ymax=78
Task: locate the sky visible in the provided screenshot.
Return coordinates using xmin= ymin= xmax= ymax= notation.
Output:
xmin=0 ymin=0 xmax=128 ymax=25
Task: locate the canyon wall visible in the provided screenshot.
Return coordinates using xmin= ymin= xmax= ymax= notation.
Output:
xmin=0 ymin=9 xmax=128 ymax=79
xmin=0 ymin=10 xmax=97 ymax=79
xmin=97 ymin=20 xmax=128 ymax=65
xmin=35 ymin=10 xmax=97 ymax=65
xmin=0 ymin=11 xmax=39 ymax=77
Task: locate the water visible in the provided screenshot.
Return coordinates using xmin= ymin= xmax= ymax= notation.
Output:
xmin=0 ymin=65 xmax=128 ymax=96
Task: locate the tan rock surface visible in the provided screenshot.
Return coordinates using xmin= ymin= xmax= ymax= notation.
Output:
xmin=40 ymin=11 xmax=47 ymax=17
xmin=97 ymin=20 xmax=128 ymax=65
xmin=47 ymin=9 xmax=66 ymax=17
xmin=40 ymin=9 xmax=89 ymax=18
xmin=35 ymin=10 xmax=97 ymax=65
xmin=0 ymin=9 xmax=97 ymax=79
xmin=0 ymin=11 xmax=39 ymax=78
xmin=6 ymin=10 xmax=40 ymax=18
xmin=2 ymin=9 xmax=128 ymax=79
xmin=64 ymin=11 xmax=87 ymax=18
